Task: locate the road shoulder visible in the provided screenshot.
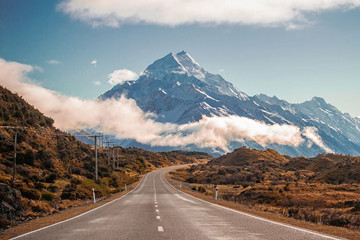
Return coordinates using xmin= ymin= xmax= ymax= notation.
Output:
xmin=165 ymin=168 xmax=360 ymax=240
xmin=0 ymin=177 xmax=143 ymax=240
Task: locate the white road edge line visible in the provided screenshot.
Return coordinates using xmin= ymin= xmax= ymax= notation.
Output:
xmin=174 ymin=193 xmax=196 ymax=203
xmin=163 ymin=171 xmax=343 ymax=240
xmin=10 ymin=173 xmax=150 ymax=240
xmin=158 ymin=226 xmax=164 ymax=232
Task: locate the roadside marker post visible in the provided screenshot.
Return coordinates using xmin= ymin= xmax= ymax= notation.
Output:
xmin=92 ymin=188 xmax=96 ymax=203
xmin=215 ymin=186 xmax=218 ymax=201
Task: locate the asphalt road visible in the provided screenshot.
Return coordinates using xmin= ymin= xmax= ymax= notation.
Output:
xmin=12 ymin=166 xmax=344 ymax=240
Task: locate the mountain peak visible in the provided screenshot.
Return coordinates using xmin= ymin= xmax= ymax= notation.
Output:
xmin=311 ymin=96 xmax=326 ymax=103
xmin=143 ymin=51 xmax=206 ymax=81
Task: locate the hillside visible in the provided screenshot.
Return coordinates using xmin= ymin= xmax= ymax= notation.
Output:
xmin=0 ymin=86 xmax=204 ymax=229
xmin=174 ymin=147 xmax=360 ymax=230
xmin=210 ymin=147 xmax=289 ymax=166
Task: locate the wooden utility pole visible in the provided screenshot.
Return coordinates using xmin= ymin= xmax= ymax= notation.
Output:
xmin=87 ymin=134 xmax=102 ymax=182
xmin=11 ymin=129 xmax=18 ymax=186
xmin=104 ymin=140 xmax=113 ymax=165
xmin=0 ymin=126 xmax=23 ymax=186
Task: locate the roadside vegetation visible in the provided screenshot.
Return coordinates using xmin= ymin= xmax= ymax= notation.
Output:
xmin=170 ymin=147 xmax=360 ymax=232
xmin=0 ymin=86 xmax=210 ymax=230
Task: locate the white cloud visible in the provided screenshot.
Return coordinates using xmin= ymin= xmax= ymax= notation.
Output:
xmin=47 ymin=60 xmax=61 ymax=65
xmin=108 ymin=69 xmax=138 ymax=85
xmin=58 ymin=0 xmax=360 ymax=29
xmin=93 ymin=81 xmax=101 ymax=86
xmin=157 ymin=116 xmax=304 ymax=151
xmin=91 ymin=59 xmax=97 ymax=67
xmin=0 ymin=58 xmax=309 ymax=151
xmin=302 ymin=126 xmax=333 ymax=153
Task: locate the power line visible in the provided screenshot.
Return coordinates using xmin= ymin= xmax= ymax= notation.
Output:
xmin=0 ymin=126 xmax=107 ymax=183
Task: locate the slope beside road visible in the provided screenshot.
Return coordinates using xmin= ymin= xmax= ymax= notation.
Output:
xmin=10 ymin=166 xmax=344 ymax=240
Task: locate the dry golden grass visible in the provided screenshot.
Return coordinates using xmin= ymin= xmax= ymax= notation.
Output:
xmin=168 ymin=168 xmax=360 ymax=240
xmin=0 ymin=178 xmax=141 ymax=240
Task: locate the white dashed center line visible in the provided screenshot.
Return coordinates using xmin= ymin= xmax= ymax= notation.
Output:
xmin=156 ymin=216 xmax=160 ymax=220
xmin=158 ymin=226 xmax=164 ymax=232
xmin=155 ymin=205 xmax=158 ymax=208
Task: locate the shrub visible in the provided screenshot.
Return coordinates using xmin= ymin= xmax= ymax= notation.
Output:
xmin=20 ymin=188 xmax=40 ymax=200
xmin=61 ymin=184 xmax=77 ymax=200
xmin=34 ymin=182 xmax=44 ymax=190
xmin=41 ymin=191 xmax=54 ymax=201
xmin=45 ymin=173 xmax=57 ymax=183
xmin=197 ymin=186 xmax=206 ymax=193
xmin=109 ymin=176 xmax=119 ymax=188
xmin=60 ymin=191 xmax=76 ymax=200
xmin=48 ymin=185 xmax=58 ymax=193
xmin=43 ymin=158 xmax=55 ymax=170
xmin=70 ymin=178 xmax=82 ymax=185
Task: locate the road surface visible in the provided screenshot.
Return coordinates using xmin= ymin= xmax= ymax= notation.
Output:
xmin=12 ymin=166 xmax=343 ymax=240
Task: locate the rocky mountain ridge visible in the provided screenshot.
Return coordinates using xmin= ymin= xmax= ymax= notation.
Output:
xmin=100 ymin=51 xmax=360 ymax=157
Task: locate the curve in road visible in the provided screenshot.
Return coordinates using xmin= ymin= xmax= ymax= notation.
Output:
xmin=11 ymin=166 xmax=344 ymax=240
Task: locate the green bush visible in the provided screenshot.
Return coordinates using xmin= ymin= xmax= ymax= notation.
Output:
xmin=41 ymin=191 xmax=54 ymax=201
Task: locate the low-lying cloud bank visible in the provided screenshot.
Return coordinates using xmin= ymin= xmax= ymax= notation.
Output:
xmin=58 ymin=0 xmax=360 ymax=29
xmin=0 ymin=58 xmax=331 ymax=152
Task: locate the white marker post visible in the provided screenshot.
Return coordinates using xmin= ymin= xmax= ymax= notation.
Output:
xmin=215 ymin=186 xmax=218 ymax=201
xmin=125 ymin=184 xmax=127 ymax=191
xmin=92 ymin=188 xmax=96 ymax=203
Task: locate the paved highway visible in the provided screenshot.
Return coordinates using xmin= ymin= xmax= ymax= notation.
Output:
xmin=12 ymin=166 xmax=343 ymax=240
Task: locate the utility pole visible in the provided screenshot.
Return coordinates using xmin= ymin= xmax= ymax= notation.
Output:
xmin=87 ymin=134 xmax=102 ymax=182
xmin=12 ymin=129 xmax=18 ymax=186
xmin=112 ymin=145 xmax=115 ymax=169
xmin=116 ymin=147 xmax=119 ymax=168
xmin=0 ymin=126 xmax=22 ymax=186
xmin=103 ymin=140 xmax=113 ymax=165
xmin=94 ymin=135 xmax=98 ymax=182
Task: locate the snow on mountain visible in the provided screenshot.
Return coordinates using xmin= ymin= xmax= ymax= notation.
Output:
xmin=100 ymin=51 xmax=360 ymax=157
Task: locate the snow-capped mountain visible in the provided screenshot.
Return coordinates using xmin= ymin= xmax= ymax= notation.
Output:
xmin=100 ymin=51 xmax=360 ymax=157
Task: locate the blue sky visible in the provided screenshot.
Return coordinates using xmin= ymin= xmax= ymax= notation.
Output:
xmin=0 ymin=0 xmax=359 ymax=116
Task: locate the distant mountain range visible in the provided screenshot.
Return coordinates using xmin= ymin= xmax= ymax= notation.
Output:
xmin=100 ymin=51 xmax=360 ymax=157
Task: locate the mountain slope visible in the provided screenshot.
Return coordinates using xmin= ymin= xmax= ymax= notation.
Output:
xmin=175 ymin=147 xmax=360 ymax=230
xmin=100 ymin=51 xmax=360 ymax=157
xmin=0 ymin=86 xmax=203 ymax=228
